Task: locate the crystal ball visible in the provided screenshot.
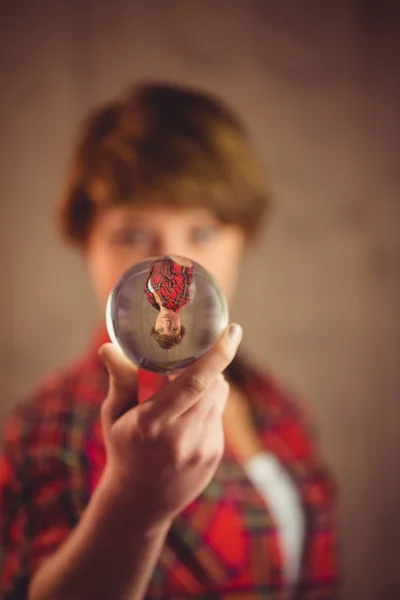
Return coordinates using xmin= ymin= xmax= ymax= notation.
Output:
xmin=106 ymin=255 xmax=229 ymax=374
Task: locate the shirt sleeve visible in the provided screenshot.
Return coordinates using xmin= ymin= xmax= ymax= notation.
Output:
xmin=184 ymin=266 xmax=194 ymax=286
xmin=0 ymin=405 xmax=81 ymax=599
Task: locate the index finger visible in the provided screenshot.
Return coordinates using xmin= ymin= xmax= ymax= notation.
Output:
xmin=148 ymin=323 xmax=243 ymax=422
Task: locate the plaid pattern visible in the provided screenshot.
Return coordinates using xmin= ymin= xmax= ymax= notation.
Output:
xmin=0 ymin=328 xmax=339 ymax=599
xmin=145 ymin=256 xmax=194 ymax=312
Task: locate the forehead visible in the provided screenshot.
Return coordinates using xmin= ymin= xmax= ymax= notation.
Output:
xmin=99 ymin=204 xmax=220 ymax=228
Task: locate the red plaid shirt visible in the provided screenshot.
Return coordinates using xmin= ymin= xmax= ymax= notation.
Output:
xmin=144 ymin=257 xmax=194 ymax=312
xmin=0 ymin=329 xmax=339 ymax=599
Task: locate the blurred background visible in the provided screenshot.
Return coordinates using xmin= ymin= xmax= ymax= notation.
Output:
xmin=0 ymin=1 xmax=399 ymax=599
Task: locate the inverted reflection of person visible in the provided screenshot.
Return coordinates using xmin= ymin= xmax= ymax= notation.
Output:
xmin=145 ymin=256 xmax=194 ymax=349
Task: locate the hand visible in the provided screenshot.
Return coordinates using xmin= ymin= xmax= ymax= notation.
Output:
xmin=98 ymin=323 xmax=242 ymax=525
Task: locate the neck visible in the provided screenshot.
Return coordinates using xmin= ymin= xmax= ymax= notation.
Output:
xmin=160 ymin=307 xmax=176 ymax=315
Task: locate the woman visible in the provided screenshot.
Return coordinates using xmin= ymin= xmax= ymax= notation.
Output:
xmin=145 ymin=256 xmax=194 ymax=349
xmin=0 ymin=82 xmax=339 ymax=599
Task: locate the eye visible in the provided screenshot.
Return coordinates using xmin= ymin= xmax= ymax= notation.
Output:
xmin=111 ymin=228 xmax=154 ymax=246
xmin=190 ymin=226 xmax=217 ymax=245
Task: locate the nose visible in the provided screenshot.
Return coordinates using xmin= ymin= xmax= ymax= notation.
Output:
xmin=152 ymin=229 xmax=190 ymax=259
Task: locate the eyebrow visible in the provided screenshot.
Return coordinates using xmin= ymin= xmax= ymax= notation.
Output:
xmin=115 ymin=211 xmax=219 ymax=227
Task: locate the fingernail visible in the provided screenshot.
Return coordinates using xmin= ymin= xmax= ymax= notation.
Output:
xmin=227 ymin=324 xmax=243 ymax=345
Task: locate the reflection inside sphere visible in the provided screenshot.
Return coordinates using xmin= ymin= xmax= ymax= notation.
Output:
xmin=106 ymin=255 xmax=229 ymax=374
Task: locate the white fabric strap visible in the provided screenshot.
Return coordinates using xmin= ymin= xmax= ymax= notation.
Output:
xmin=244 ymin=452 xmax=305 ymax=589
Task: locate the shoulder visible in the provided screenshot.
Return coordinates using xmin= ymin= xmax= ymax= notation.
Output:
xmin=229 ymin=354 xmax=306 ymax=416
xmin=231 ymin=354 xmax=338 ymax=500
xmin=2 ymin=356 xmax=106 ymax=459
xmin=229 ymin=354 xmax=324 ymax=458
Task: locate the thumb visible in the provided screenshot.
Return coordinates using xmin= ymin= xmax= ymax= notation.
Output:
xmin=98 ymin=343 xmax=138 ymax=426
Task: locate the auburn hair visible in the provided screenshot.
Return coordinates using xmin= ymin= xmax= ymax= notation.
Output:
xmin=57 ymin=81 xmax=271 ymax=245
xmin=150 ymin=325 xmax=186 ymax=349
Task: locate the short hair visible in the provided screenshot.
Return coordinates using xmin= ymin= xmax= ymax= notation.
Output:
xmin=58 ymin=81 xmax=271 ymax=246
xmin=150 ymin=325 xmax=186 ymax=349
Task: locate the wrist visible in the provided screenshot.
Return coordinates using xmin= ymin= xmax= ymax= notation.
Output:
xmin=96 ymin=465 xmax=173 ymax=538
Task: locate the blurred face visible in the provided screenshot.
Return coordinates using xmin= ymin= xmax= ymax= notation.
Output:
xmin=155 ymin=311 xmax=181 ymax=336
xmin=85 ymin=204 xmax=246 ymax=308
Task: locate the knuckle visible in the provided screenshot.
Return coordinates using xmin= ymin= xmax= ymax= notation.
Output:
xmin=191 ymin=447 xmax=205 ymax=463
xmin=136 ymin=409 xmax=160 ymax=439
xmin=186 ymin=448 xmax=205 ymax=468
xmin=186 ymin=373 xmax=208 ymax=397
xmin=194 ymin=441 xmax=223 ymax=466
xmin=209 ymin=438 xmax=224 ymax=462
xmin=203 ymin=446 xmax=223 ymax=471
xmin=205 ymin=453 xmax=220 ymax=470
xmin=169 ymin=440 xmax=186 ymax=466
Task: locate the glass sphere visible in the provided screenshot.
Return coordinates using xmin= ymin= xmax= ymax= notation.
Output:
xmin=106 ymin=255 xmax=229 ymax=374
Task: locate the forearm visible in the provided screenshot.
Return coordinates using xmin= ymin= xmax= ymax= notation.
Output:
xmin=29 ymin=468 xmax=171 ymax=600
